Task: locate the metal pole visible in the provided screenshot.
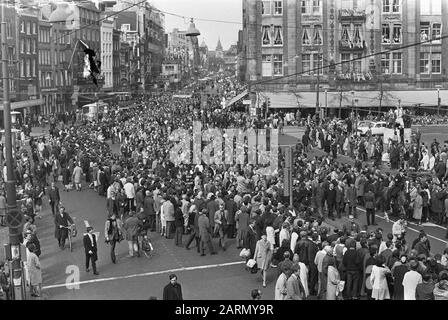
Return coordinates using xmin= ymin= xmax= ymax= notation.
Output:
xmin=1 ymin=0 xmax=23 ymax=300
xmin=437 ymin=88 xmax=440 ymax=116
xmin=316 ymin=68 xmax=320 ymax=120
xmin=324 ymin=89 xmax=328 ymax=119
xmin=289 ymin=146 xmax=293 ymax=208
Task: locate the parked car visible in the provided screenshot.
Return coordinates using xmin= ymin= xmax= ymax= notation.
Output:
xmin=357 ymin=121 xmax=388 ymax=136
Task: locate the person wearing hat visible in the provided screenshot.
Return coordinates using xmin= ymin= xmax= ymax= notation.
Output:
xmin=163 ymin=274 xmax=183 ymax=300
xmin=83 ymin=226 xmax=99 ymax=275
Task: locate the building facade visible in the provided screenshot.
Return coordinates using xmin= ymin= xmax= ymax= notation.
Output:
xmin=112 ymin=28 xmax=121 ymax=90
xmin=112 ymin=1 xmax=165 ymax=91
xmin=16 ymin=7 xmax=41 ymax=118
xmin=242 ymin=0 xmax=448 ymax=110
xmin=100 ymin=15 xmax=114 ymax=90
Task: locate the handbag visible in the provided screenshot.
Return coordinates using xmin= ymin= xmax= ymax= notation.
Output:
xmin=246 ymin=259 xmax=256 ymax=269
xmin=239 ymin=248 xmax=250 ymax=259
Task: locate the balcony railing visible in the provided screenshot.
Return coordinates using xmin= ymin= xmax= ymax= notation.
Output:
xmin=339 ymin=40 xmax=367 ymax=51
xmin=339 ymin=9 xmax=366 ymax=21
xmin=336 ymin=71 xmax=373 ymax=82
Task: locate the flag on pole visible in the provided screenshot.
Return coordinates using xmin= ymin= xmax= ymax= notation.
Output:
xmin=79 ymin=40 xmax=101 ymax=86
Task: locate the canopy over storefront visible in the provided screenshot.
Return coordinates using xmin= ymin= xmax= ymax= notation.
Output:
xmin=263 ymin=90 xmax=448 ymax=109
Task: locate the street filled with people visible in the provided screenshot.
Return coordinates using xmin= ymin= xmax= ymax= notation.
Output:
xmin=0 ymin=73 xmax=447 ymax=300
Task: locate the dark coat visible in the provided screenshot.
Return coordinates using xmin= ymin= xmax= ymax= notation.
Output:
xmin=325 ymin=188 xmax=337 ymax=205
xmin=48 ymin=187 xmax=60 ymax=203
xmin=83 ymin=233 xmax=98 ymax=261
xmin=294 ymin=238 xmax=311 ymax=265
xmin=163 ymin=283 xmax=183 ymax=300
xmin=224 ymin=198 xmax=237 ymax=225
xmin=143 ymin=196 xmax=156 ymax=216
xmin=54 ymin=212 xmax=73 ymax=239
xmin=198 ymin=214 xmax=212 ymax=242
xmin=106 ymin=198 xmax=119 ymax=217
xmin=244 ymin=226 xmax=258 ymax=258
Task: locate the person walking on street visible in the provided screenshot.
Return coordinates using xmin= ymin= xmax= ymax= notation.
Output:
xmin=163 ymin=274 xmax=183 ymax=300
xmin=26 ymin=244 xmax=42 ymax=298
xmin=254 ymin=233 xmax=273 ymax=288
xmin=104 ymin=213 xmax=123 ymax=264
xmin=185 ymin=205 xmax=200 ymax=252
xmin=364 ymin=188 xmax=377 ymax=226
xmin=198 ymin=209 xmax=216 ymax=256
xmin=54 ymin=206 xmax=73 ymax=250
xmin=72 ymin=162 xmax=83 ymax=191
xmin=83 ymin=226 xmax=99 ymax=275
xmin=174 ymin=206 xmax=184 ymax=247
xmin=214 ymin=203 xmax=227 ymax=251
xmin=48 ymin=182 xmax=60 ymax=216
xmin=123 ymin=211 xmax=142 ymax=257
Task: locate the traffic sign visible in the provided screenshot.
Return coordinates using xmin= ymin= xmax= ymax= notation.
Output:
xmin=5 ymin=209 xmax=24 ymax=229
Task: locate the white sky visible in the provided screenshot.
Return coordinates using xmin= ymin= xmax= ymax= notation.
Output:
xmin=150 ymin=0 xmax=242 ymax=50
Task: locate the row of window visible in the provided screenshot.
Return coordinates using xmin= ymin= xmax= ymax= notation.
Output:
xmin=38 ymin=50 xmax=67 ymax=66
xmin=261 ymin=23 xmax=442 ymax=47
xmin=39 ymin=70 xmax=71 ymax=88
xmin=20 ymin=21 xmax=37 ymax=35
xmin=39 ymin=29 xmax=51 ymax=43
xmin=259 ymin=52 xmax=442 ymax=77
xmin=19 ymin=58 xmax=36 ymax=78
xmin=20 ymin=38 xmax=37 ymax=54
xmin=261 ymin=0 xmax=442 ymax=16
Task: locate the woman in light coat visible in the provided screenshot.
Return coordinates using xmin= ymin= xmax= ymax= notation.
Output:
xmin=266 ymin=225 xmax=275 ymax=250
xmin=412 ymin=192 xmax=423 ymax=225
xmin=370 ymin=255 xmax=391 ymax=300
xmin=254 ymin=234 xmax=273 ymax=288
xmin=26 ymin=244 xmax=42 ymax=298
xmin=326 ymin=259 xmax=340 ymax=300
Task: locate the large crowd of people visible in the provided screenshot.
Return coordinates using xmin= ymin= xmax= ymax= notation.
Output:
xmin=0 ymin=74 xmax=447 ymax=301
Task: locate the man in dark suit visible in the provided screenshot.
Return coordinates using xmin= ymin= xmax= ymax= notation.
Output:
xmin=48 ymin=182 xmax=60 ymax=216
xmin=185 ymin=205 xmax=200 ymax=252
xmin=54 ymin=206 xmax=74 ymax=249
xmin=325 ymin=183 xmax=337 ymax=220
xmin=198 ymin=209 xmax=216 ymax=256
xmin=83 ymin=226 xmax=99 ymax=275
xmin=163 ymin=274 xmax=183 ymax=300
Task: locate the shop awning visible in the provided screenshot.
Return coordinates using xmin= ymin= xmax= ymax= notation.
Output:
xmin=262 ymin=89 xmax=448 ymax=109
xmin=0 ymin=98 xmax=44 ymax=111
xmin=225 ymin=89 xmax=248 ymax=108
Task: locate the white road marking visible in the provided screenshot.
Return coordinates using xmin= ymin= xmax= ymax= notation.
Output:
xmin=356 ymin=207 xmax=447 ymax=244
xmin=42 ymin=261 xmax=246 ymax=290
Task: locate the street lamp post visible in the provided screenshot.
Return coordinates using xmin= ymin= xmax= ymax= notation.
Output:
xmin=351 ymin=90 xmax=355 ymax=133
xmin=435 ymin=86 xmax=442 ymax=116
xmin=1 ymin=0 xmax=24 ymax=300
